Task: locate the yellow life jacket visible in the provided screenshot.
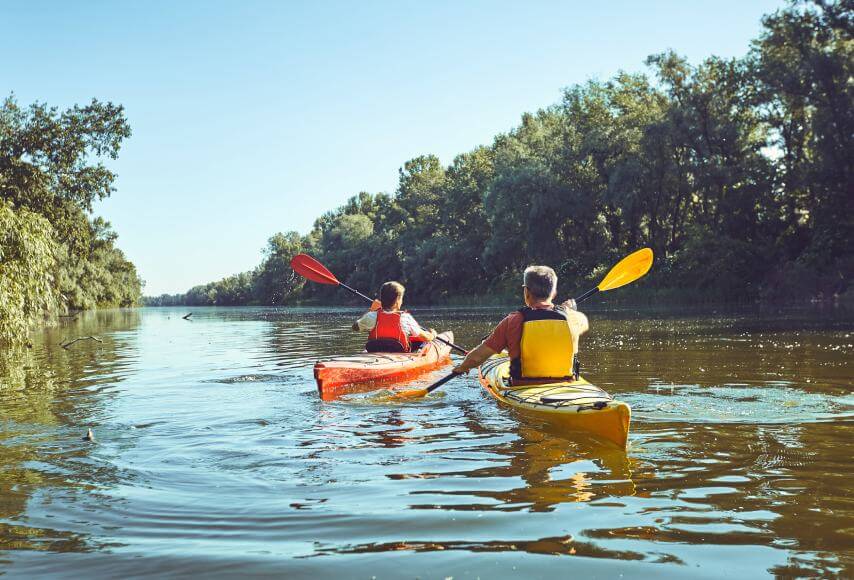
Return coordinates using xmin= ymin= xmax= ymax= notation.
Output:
xmin=510 ymin=306 xmax=575 ymax=382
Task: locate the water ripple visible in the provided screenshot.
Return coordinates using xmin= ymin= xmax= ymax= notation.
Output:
xmin=1 ymin=306 xmax=851 ymax=578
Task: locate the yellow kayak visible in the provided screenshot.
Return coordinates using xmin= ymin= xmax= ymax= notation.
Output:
xmin=478 ymin=356 xmax=631 ymax=449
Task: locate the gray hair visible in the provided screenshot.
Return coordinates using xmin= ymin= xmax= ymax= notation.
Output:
xmin=523 ymin=265 xmax=557 ymax=300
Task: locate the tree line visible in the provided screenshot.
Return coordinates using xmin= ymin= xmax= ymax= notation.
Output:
xmin=146 ymin=1 xmax=851 ymax=308
xmin=1 ymin=96 xmax=142 ymax=343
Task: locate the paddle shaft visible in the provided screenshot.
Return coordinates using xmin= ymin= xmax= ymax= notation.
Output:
xmin=338 ymin=282 xmax=468 ymax=355
xmin=574 ymin=286 xmax=599 ymax=304
xmin=339 ymin=282 xmax=373 ymax=303
xmin=422 ymin=371 xmax=462 ymax=394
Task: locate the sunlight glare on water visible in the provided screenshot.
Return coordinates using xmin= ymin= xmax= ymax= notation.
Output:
xmin=628 ymin=383 xmax=854 ymax=423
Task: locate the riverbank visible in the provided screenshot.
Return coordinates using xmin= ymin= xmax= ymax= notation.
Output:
xmin=144 ymin=286 xmax=854 ymax=310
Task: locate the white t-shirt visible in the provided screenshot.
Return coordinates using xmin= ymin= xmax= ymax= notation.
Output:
xmin=356 ymin=310 xmax=422 ymax=338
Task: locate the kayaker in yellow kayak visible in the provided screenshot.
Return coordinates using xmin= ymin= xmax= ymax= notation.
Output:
xmin=353 ymin=281 xmax=437 ymax=353
xmin=453 ymin=266 xmax=588 ymax=381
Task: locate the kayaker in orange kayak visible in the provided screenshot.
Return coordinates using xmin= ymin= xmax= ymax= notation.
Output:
xmin=452 ymin=266 xmax=588 ymax=381
xmin=352 ymin=281 xmax=437 ymax=353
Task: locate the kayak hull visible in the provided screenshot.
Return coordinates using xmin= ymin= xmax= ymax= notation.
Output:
xmin=315 ymin=331 xmax=454 ymax=399
xmin=478 ymin=355 xmax=631 ymax=449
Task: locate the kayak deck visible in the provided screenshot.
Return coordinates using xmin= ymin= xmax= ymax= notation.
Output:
xmin=479 ymin=356 xmax=631 ymax=449
xmin=315 ymin=331 xmax=454 ymax=399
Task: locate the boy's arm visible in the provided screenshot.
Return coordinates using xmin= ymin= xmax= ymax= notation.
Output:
xmin=416 ymin=328 xmax=437 ymax=342
xmin=353 ymin=310 xmax=377 ymax=332
xmin=406 ymin=314 xmax=436 ymax=342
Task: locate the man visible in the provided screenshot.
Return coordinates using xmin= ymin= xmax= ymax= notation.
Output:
xmin=353 ymin=281 xmax=437 ymax=353
xmin=453 ymin=266 xmax=588 ymax=382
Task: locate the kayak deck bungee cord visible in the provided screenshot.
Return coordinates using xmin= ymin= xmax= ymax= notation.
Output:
xmin=478 ymin=355 xmax=631 ymax=449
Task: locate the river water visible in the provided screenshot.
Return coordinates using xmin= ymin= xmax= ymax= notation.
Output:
xmin=0 ymin=305 xmax=851 ymax=578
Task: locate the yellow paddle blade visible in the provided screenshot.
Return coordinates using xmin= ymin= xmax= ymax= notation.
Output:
xmin=393 ymin=388 xmax=428 ymax=399
xmin=598 ymin=248 xmax=654 ymax=292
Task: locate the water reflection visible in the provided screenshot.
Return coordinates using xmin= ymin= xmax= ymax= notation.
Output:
xmin=396 ymin=424 xmax=637 ymax=512
xmin=0 ymin=305 xmax=851 ymax=577
xmin=312 ymin=533 xmax=654 ymax=562
xmin=0 ymin=309 xmax=141 ymax=553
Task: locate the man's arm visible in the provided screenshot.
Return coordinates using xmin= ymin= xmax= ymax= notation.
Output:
xmin=560 ymin=299 xmax=589 ymax=336
xmin=453 ymin=342 xmax=497 ymax=374
xmin=452 ymin=314 xmax=512 ymax=373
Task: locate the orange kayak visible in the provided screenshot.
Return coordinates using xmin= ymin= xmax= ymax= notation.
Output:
xmin=314 ymin=331 xmax=454 ymax=400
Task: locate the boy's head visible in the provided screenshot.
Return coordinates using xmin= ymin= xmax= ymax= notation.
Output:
xmin=379 ymin=281 xmax=405 ymax=309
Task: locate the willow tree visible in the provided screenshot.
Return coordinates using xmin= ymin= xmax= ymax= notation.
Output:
xmin=1 ymin=95 xmax=141 ymax=317
xmin=0 ymin=201 xmax=57 ymax=342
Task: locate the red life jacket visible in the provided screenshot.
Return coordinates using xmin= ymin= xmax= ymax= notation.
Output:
xmin=368 ymin=310 xmax=411 ymax=352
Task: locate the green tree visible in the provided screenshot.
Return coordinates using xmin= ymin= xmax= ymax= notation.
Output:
xmin=0 ymin=200 xmax=58 ymax=342
xmin=253 ymin=231 xmax=312 ymax=304
xmin=0 ymin=95 xmax=131 ymax=249
xmin=751 ymin=0 xmax=853 ymax=296
xmin=1 ymin=95 xmax=141 ymax=328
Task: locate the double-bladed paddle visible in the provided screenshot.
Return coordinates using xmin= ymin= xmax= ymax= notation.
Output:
xmin=394 ymin=247 xmax=654 ymax=399
xmin=290 ymin=253 xmax=469 ymax=354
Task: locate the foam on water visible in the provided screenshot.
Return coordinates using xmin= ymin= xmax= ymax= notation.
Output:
xmin=625 ymin=383 xmax=854 ymax=424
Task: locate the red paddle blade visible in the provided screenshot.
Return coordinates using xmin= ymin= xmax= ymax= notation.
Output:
xmin=290 ymin=254 xmax=340 ymax=286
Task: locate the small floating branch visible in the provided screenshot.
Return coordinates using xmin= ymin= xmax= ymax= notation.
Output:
xmin=182 ymin=312 xmax=193 ymax=320
xmin=61 ymin=336 xmax=103 ymax=349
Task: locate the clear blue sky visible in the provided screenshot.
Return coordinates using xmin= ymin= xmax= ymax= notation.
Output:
xmin=3 ymin=0 xmax=785 ymax=295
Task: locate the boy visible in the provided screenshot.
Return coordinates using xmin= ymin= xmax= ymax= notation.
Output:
xmin=353 ymin=281 xmax=437 ymax=353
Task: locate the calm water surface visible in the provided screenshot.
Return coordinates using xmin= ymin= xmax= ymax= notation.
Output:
xmin=0 ymin=305 xmax=851 ymax=578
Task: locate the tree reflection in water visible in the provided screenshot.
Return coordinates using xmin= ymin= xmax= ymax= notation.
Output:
xmin=0 ymin=309 xmax=140 ymax=553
